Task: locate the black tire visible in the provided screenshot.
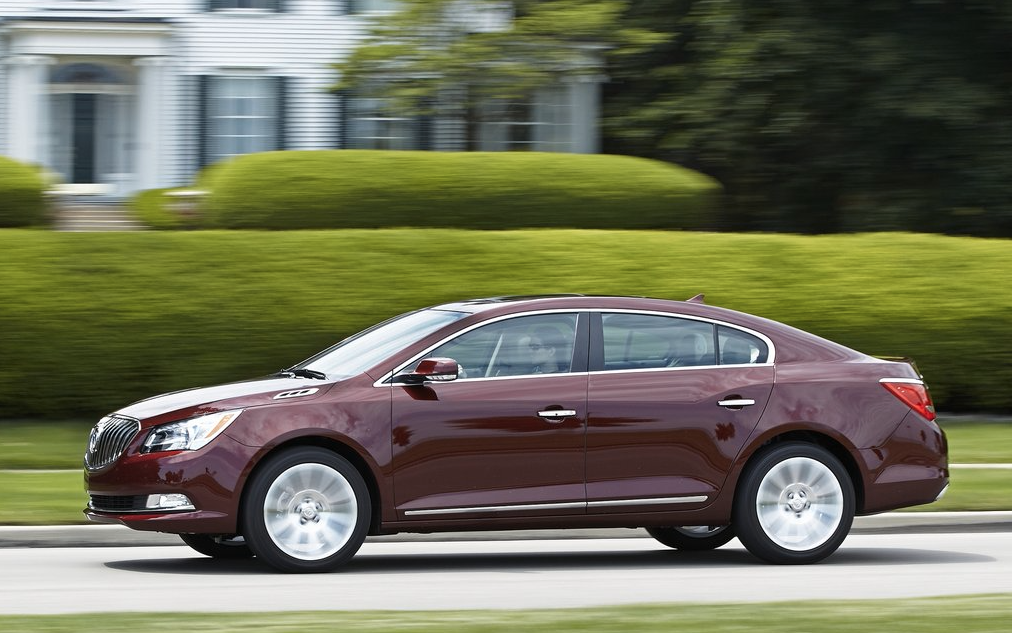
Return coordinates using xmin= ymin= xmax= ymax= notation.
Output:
xmin=179 ymin=533 xmax=254 ymax=559
xmin=734 ymin=442 xmax=855 ymax=564
xmin=241 ymin=447 xmax=371 ymax=573
xmin=646 ymin=525 xmax=736 ymax=551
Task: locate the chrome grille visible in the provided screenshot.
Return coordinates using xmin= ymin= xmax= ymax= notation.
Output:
xmin=85 ymin=415 xmax=140 ymax=471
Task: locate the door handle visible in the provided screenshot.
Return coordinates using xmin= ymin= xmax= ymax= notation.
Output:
xmin=537 ymin=409 xmax=577 ymax=422
xmin=717 ymin=398 xmax=756 ymax=409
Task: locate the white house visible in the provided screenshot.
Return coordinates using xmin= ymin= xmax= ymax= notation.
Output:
xmin=0 ymin=0 xmax=601 ymax=197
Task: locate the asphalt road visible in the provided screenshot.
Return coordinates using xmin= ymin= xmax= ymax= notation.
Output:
xmin=1 ymin=532 xmax=1011 ymax=614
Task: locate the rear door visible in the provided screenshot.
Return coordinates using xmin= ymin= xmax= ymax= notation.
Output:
xmin=585 ymin=312 xmax=774 ymax=513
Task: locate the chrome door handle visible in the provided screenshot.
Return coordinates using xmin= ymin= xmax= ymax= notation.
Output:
xmin=538 ymin=409 xmax=577 ymax=422
xmin=717 ymin=399 xmax=756 ymax=408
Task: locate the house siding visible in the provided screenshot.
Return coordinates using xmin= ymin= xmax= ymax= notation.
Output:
xmin=1 ymin=0 xmax=600 ymax=192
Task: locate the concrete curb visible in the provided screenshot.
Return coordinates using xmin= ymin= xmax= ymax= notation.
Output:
xmin=1 ymin=512 xmax=1009 ymax=549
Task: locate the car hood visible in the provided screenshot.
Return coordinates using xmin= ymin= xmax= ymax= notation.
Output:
xmin=114 ymin=377 xmax=332 ymax=423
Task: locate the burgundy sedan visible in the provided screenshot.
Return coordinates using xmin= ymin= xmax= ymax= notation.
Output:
xmin=84 ymin=295 xmax=948 ymax=571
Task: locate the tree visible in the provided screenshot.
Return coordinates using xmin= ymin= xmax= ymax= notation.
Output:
xmin=334 ymin=0 xmax=660 ymax=113
xmin=606 ymin=0 xmax=1012 ymax=235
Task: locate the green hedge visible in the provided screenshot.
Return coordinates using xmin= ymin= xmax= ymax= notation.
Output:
xmin=0 ymin=156 xmax=47 ymax=227
xmin=197 ymin=150 xmax=720 ymax=230
xmin=130 ymin=188 xmax=191 ymax=230
xmin=0 ymin=230 xmax=1010 ymax=419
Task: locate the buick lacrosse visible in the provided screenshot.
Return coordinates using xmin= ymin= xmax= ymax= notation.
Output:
xmin=84 ymin=295 xmax=948 ymax=571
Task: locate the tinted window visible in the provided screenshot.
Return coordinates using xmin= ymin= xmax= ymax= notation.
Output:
xmin=425 ymin=314 xmax=578 ymax=378
xmin=601 ymin=313 xmax=716 ymax=370
xmin=718 ymin=325 xmax=769 ymax=364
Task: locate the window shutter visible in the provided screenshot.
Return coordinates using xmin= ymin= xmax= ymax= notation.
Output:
xmin=335 ymin=91 xmax=347 ymax=149
xmin=275 ymin=76 xmax=288 ymax=150
xmin=198 ymin=75 xmax=211 ymax=168
xmin=206 ymin=0 xmax=220 ymax=11
xmin=275 ymin=0 xmax=288 ymax=12
xmin=417 ymin=110 xmax=433 ymax=151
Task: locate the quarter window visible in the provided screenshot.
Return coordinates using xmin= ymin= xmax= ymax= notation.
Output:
xmin=718 ymin=326 xmax=769 ymax=365
xmin=424 ymin=314 xmax=578 ymax=379
xmin=601 ymin=313 xmax=716 ymax=370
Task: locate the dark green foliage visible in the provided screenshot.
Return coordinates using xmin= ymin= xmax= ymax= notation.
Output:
xmin=198 ymin=150 xmax=719 ymax=230
xmin=605 ymin=0 xmax=1012 ymax=236
xmin=0 ymin=156 xmax=47 ymax=227
xmin=1 ymin=229 xmax=1010 ymax=419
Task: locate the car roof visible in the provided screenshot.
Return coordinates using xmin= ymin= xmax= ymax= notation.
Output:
xmin=428 ymin=295 xmax=866 ymax=363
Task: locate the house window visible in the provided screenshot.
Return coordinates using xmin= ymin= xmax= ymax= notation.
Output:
xmin=208 ymin=0 xmax=282 ymax=10
xmin=472 ymin=87 xmax=573 ymax=152
xmin=344 ymin=95 xmax=423 ymax=150
xmin=205 ymin=76 xmax=284 ymax=164
xmin=348 ymin=0 xmax=398 ymax=13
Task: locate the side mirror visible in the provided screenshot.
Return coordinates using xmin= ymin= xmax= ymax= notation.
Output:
xmin=393 ymin=357 xmax=460 ymax=385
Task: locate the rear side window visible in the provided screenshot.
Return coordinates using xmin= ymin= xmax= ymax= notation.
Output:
xmin=601 ymin=313 xmax=716 ymax=370
xmin=718 ymin=325 xmax=769 ymax=365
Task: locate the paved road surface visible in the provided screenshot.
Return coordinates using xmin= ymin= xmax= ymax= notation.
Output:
xmin=1 ymin=532 xmax=1010 ymax=614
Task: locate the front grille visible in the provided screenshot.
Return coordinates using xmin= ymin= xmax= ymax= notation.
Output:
xmin=85 ymin=415 xmax=140 ymax=471
xmin=89 ymin=494 xmax=148 ymax=513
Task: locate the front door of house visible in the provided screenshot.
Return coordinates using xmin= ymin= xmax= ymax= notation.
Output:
xmin=49 ymin=62 xmax=134 ymax=191
xmin=71 ymin=93 xmax=97 ymax=183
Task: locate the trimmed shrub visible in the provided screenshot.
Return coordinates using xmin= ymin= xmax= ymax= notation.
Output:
xmin=0 ymin=230 xmax=1010 ymax=419
xmin=199 ymin=150 xmax=720 ymax=230
xmin=130 ymin=188 xmax=198 ymax=230
xmin=0 ymin=156 xmax=47 ymax=227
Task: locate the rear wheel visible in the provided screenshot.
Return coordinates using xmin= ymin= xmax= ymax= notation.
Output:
xmin=242 ymin=447 xmax=371 ymax=573
xmin=179 ymin=533 xmax=253 ymax=559
xmin=646 ymin=525 xmax=735 ymax=551
xmin=734 ymin=442 xmax=854 ymax=564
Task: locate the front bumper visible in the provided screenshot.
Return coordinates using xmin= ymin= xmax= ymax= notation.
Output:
xmin=84 ymin=432 xmax=258 ymax=534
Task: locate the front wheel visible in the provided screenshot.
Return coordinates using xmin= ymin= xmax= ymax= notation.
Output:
xmin=646 ymin=525 xmax=735 ymax=551
xmin=242 ymin=447 xmax=371 ymax=573
xmin=734 ymin=442 xmax=854 ymax=564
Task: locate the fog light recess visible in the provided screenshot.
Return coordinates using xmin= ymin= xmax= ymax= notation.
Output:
xmin=145 ymin=494 xmax=195 ymax=511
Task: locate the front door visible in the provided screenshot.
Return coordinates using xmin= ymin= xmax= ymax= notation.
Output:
xmin=71 ymin=94 xmax=97 ymax=183
xmin=391 ymin=312 xmax=589 ymax=519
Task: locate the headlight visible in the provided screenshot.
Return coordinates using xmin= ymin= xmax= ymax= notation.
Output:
xmin=141 ymin=409 xmax=243 ymax=453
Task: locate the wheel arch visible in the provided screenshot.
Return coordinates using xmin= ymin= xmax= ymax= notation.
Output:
xmin=237 ymin=435 xmax=384 ymax=538
xmin=734 ymin=429 xmax=866 ymax=515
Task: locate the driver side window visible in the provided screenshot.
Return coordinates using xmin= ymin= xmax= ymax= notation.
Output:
xmin=426 ymin=314 xmax=578 ymax=378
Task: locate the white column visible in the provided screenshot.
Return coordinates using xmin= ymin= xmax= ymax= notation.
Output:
xmin=134 ymin=56 xmax=169 ymax=191
xmin=568 ymin=76 xmax=601 ymax=154
xmin=6 ymin=55 xmax=55 ymax=165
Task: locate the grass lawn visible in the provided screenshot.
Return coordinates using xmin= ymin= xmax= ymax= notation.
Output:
xmin=1 ymin=595 xmax=1011 ymax=632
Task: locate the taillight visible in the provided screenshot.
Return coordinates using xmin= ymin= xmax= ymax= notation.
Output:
xmin=881 ymin=380 xmax=936 ymax=421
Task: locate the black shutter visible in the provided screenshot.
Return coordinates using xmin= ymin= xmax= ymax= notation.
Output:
xmin=206 ymin=0 xmax=220 ymax=11
xmin=275 ymin=0 xmax=287 ymax=12
xmin=417 ymin=113 xmax=432 ymax=151
xmin=198 ymin=75 xmax=211 ymax=168
xmin=335 ymin=91 xmax=347 ymax=149
xmin=275 ymin=76 xmax=288 ymax=150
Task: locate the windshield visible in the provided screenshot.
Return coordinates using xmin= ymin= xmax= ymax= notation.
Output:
xmin=297 ymin=309 xmax=468 ymax=379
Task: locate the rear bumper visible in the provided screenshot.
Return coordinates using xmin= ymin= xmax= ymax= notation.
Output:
xmin=859 ymin=411 xmax=949 ymax=514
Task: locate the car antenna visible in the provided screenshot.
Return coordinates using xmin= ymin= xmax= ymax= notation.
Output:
xmin=686 ymin=293 xmax=705 ymax=303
